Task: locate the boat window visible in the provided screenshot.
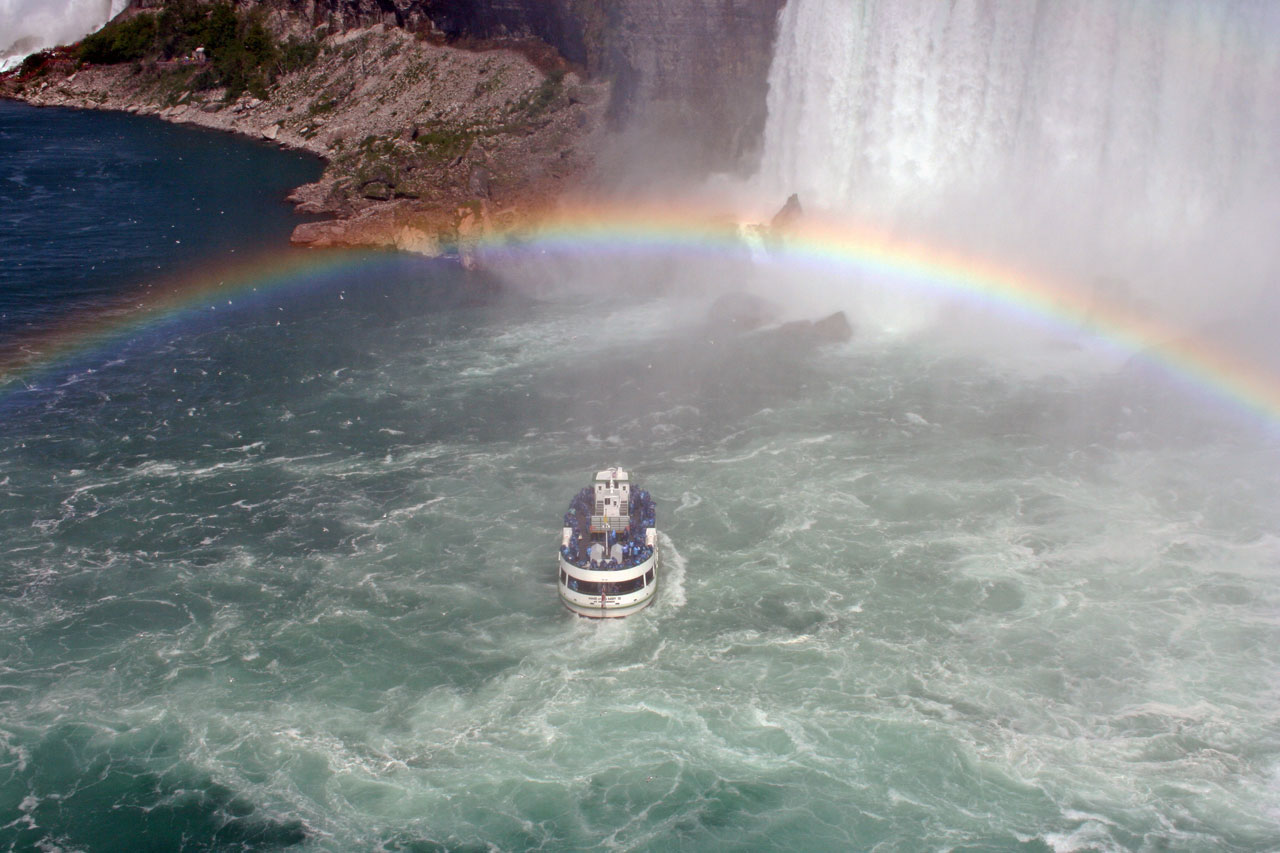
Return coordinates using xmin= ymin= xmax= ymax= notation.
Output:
xmin=644 ymin=568 xmax=655 ymax=585
xmin=613 ymin=575 xmax=646 ymax=594
xmin=564 ymin=575 xmax=649 ymax=596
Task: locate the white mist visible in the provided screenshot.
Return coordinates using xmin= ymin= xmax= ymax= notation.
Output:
xmin=755 ymin=0 xmax=1280 ymax=329
xmin=1 ymin=0 xmax=129 ymax=71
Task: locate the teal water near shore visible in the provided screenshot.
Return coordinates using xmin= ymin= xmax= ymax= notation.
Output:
xmin=2 ymin=101 xmax=1280 ymax=852
xmin=0 ymin=99 xmax=321 ymax=336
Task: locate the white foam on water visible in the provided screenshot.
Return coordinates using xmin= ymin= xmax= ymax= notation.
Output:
xmin=655 ymin=531 xmax=686 ymax=611
xmin=3 ymin=251 xmax=1280 ymax=850
xmin=674 ymin=492 xmax=701 ymax=513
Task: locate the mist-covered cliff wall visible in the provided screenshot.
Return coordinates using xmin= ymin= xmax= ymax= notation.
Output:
xmin=589 ymin=0 xmax=786 ymax=171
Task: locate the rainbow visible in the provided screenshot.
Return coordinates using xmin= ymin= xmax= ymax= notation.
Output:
xmin=3 ymin=202 xmax=1279 ymax=431
xmin=0 ymin=248 xmax=384 ymax=389
xmin=483 ymin=202 xmax=1280 ymax=429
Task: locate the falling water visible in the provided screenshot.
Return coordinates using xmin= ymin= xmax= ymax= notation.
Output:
xmin=0 ymin=0 xmax=129 ymax=71
xmin=757 ymin=0 xmax=1280 ymax=320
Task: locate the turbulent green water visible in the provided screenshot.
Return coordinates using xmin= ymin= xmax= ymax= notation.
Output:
xmin=2 ymin=93 xmax=1280 ymax=853
xmin=3 ymin=237 xmax=1279 ymax=849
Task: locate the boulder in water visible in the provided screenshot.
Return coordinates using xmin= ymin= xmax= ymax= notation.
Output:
xmin=760 ymin=193 xmax=803 ymax=253
xmin=811 ymin=310 xmax=853 ymax=343
xmin=770 ymin=193 xmax=803 ymax=231
xmin=775 ymin=311 xmax=853 ymax=345
xmin=706 ymin=291 xmax=782 ymax=333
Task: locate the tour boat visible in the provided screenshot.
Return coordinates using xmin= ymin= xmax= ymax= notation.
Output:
xmin=557 ymin=467 xmax=659 ymax=618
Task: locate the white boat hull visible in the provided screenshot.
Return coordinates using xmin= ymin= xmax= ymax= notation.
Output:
xmin=557 ymin=551 xmax=658 ymax=619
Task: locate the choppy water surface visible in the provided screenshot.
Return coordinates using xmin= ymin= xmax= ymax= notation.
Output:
xmin=2 ymin=240 xmax=1279 ymax=850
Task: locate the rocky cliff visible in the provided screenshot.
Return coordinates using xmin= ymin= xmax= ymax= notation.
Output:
xmin=199 ymin=0 xmax=787 ymax=173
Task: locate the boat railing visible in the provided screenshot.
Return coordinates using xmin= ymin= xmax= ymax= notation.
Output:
xmin=561 ymin=486 xmax=656 ymax=570
xmin=559 ymin=547 xmax=655 ymax=572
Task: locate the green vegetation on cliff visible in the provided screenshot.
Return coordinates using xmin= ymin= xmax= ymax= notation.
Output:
xmin=77 ymin=1 xmax=319 ymax=99
xmin=76 ymin=15 xmax=157 ymax=65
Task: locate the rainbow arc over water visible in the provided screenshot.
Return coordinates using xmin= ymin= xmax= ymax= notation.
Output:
xmin=494 ymin=202 xmax=1280 ymax=428
xmin=4 ymin=202 xmax=1279 ymax=429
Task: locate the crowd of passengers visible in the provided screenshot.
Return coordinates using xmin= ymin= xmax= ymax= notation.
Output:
xmin=560 ymin=486 xmax=656 ymax=569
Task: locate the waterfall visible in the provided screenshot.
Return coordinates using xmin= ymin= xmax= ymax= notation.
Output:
xmin=756 ymin=0 xmax=1280 ymax=304
xmin=1 ymin=0 xmax=129 ymax=71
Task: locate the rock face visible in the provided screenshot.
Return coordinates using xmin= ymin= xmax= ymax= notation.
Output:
xmin=777 ymin=311 xmax=854 ymax=345
xmin=810 ymin=311 xmax=853 ymax=344
xmin=588 ymin=0 xmax=786 ymax=172
xmin=706 ymin=292 xmax=853 ymax=347
xmin=765 ymin=192 xmax=803 ymax=251
xmin=216 ymin=0 xmax=786 ymax=173
xmin=770 ymin=193 xmax=802 ymax=231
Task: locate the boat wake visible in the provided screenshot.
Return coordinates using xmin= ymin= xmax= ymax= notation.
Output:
xmin=656 ymin=531 xmax=686 ymax=611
